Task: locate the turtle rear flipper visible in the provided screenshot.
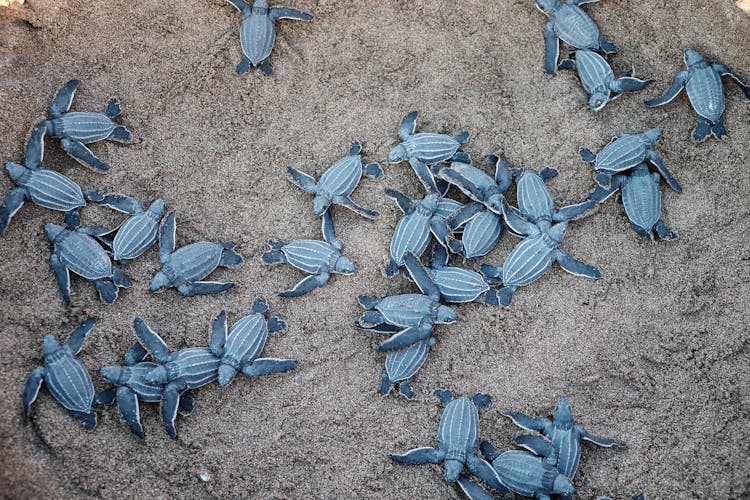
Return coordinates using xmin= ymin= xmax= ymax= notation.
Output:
xmin=397 ymin=380 xmax=415 ymax=399
xmin=60 ymin=138 xmax=110 ymax=172
xmin=104 ymin=97 xmax=122 ymax=118
xmin=161 ymin=385 xmax=181 ymax=438
xmin=94 ymin=388 xmax=117 ymax=406
xmin=655 ymin=220 xmax=677 ymax=241
xmin=496 ymin=287 xmax=514 ymax=307
xmin=357 ymin=294 xmax=380 ymax=309
xmin=262 ymin=248 xmax=286 ymax=264
xmin=598 ymin=37 xmax=618 ymax=54
xmin=579 ymin=148 xmax=596 ymax=163
xmin=219 ymin=247 xmax=244 ymax=267
xmin=178 ymin=281 xmax=235 ymax=296
xmin=96 ymin=278 xmax=120 ymax=304
xmin=267 ymin=316 xmax=286 ymax=333
xmin=710 ymin=117 xmax=726 ymax=140
xmin=108 ymin=126 xmax=132 ymax=143
xmin=71 ymin=409 xmax=97 ymax=430
xmin=259 ymin=60 xmax=273 ymax=76
xmin=379 ymin=370 xmax=395 ymax=396
xmin=362 ymin=162 xmax=383 ymax=178
xmin=236 ymin=56 xmax=252 ymax=75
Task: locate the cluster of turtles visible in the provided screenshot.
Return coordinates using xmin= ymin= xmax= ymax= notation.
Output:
xmin=2 ymin=0 xmax=749 ymax=497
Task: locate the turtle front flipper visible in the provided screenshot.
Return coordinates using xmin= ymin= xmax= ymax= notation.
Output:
xmin=158 ymin=211 xmax=177 ymax=262
xmin=242 ymin=358 xmax=299 ymax=377
xmin=96 ymin=193 xmax=144 ymax=214
xmin=543 ymin=21 xmax=560 ymax=76
xmin=116 ymin=386 xmax=145 ymax=438
xmin=225 ymin=0 xmax=249 ymax=12
xmin=334 ymin=195 xmax=380 ymax=219
xmin=713 ymin=63 xmax=750 ymax=99
xmin=384 ymin=187 xmax=412 ymax=214
xmin=178 ymin=280 xmax=236 ymax=297
xmin=645 ymin=150 xmax=681 ymax=193
xmin=644 ymin=71 xmax=688 ymax=107
xmin=389 ymin=447 xmax=444 ymax=465
xmin=161 ymin=385 xmax=182 ymax=438
xmin=24 ymin=121 xmax=46 ymax=168
xmin=278 ymin=273 xmax=329 ymax=298
xmin=321 ymin=209 xmax=342 ymax=250
xmin=555 ymin=249 xmax=601 ymax=279
xmin=269 ymin=7 xmax=313 ymax=21
xmin=408 ymin=157 xmax=440 ymax=194
xmin=397 ymin=111 xmax=418 ymax=142
xmin=378 ymin=324 xmax=431 ymax=352
xmin=49 ymin=252 xmax=72 ymax=305
xmin=554 ymin=199 xmax=597 ymax=222
xmin=403 ymin=253 xmax=440 ymax=299
xmin=60 ymin=138 xmax=110 ymax=172
xmin=576 ymin=425 xmax=626 ymax=448
xmin=501 ymin=410 xmax=552 ymax=433
xmin=132 ymin=317 xmax=171 ymax=363
xmin=209 ymin=311 xmax=228 ymax=357
xmin=514 ymin=434 xmax=557 ymax=460
xmin=94 ymin=388 xmax=117 ymax=406
xmin=0 ymin=187 xmax=29 ymax=236
xmin=22 ymin=366 xmax=46 ymax=417
xmin=66 ymin=317 xmax=98 ymax=355
xmin=465 ymin=454 xmax=508 ymax=494
xmin=610 ymin=75 xmax=652 ymax=93
xmin=49 ymin=79 xmax=80 ymax=118
xmin=456 ymin=474 xmax=495 ymax=500
xmin=286 ymin=166 xmax=318 ymax=194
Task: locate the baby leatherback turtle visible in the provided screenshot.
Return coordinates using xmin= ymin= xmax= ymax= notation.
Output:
xmin=46 ymin=213 xmax=132 ymax=305
xmin=384 ymin=188 xmax=458 ymax=277
xmin=262 ymin=210 xmax=356 ymax=297
xmin=96 ymin=195 xmax=166 ymax=263
xmin=23 ymin=318 xmax=108 ymax=429
xmin=558 ymin=50 xmax=651 ymax=111
xmin=535 ymin=0 xmax=617 ymax=76
xmin=579 ymin=128 xmax=682 ymax=192
xmin=40 ymin=79 xmax=132 ymax=172
xmin=388 ymin=111 xmax=470 ymax=194
xmin=150 ymin=211 xmax=244 ymax=296
xmin=356 ymin=252 xmax=458 ymax=352
xmin=211 ymin=299 xmax=299 ymax=387
xmin=1 ymin=122 xmax=102 ymax=237
xmin=645 ymin=49 xmax=750 ymax=142
xmin=456 ymin=434 xmax=576 ymax=500
xmin=587 ymin=163 xmax=677 ymax=240
xmin=435 ymin=154 xmax=513 ymax=215
xmin=447 ymin=205 xmax=504 ymax=260
xmin=380 ymin=336 xmax=437 ymax=400
xmin=481 ymin=168 xmax=600 ymax=306
xmin=390 ymin=389 xmax=503 ymax=490
xmin=225 ymin=0 xmax=313 ymax=76
xmin=503 ymin=396 xmax=625 ymax=481
xmin=98 ymin=341 xmax=195 ymax=438
xmin=287 ymin=141 xmax=382 ymax=219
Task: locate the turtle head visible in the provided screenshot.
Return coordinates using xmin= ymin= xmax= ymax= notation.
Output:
xmin=217 ymin=364 xmax=238 ymax=388
xmin=313 ymin=195 xmax=332 ymax=217
xmin=44 ymin=223 xmax=65 ymax=243
xmin=436 ymin=305 xmax=459 ymax=324
xmin=146 ymin=364 xmax=168 ymax=384
xmin=683 ymin=49 xmax=703 ymax=67
xmin=335 ymin=255 xmax=357 ymax=275
xmin=553 ymin=475 xmax=577 ymax=495
xmin=387 ymin=144 xmax=407 ymax=164
xmin=535 ymin=0 xmax=557 ymax=14
xmin=42 ymin=334 xmax=61 ymax=357
xmin=547 ymin=221 xmax=568 ymax=244
xmin=588 ymin=92 xmax=610 ymax=112
xmin=422 ymin=193 xmax=439 ymax=211
xmin=643 ymin=128 xmax=661 ymax=144
xmin=148 ymin=198 xmax=166 ymax=217
xmin=148 ymin=271 xmax=171 ymax=292
xmin=5 ymin=161 xmax=29 ymax=183
xmin=553 ymin=396 xmax=574 ymax=429
xmin=99 ymin=365 xmax=126 ymax=385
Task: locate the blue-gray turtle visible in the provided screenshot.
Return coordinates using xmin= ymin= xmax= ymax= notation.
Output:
xmin=503 ymin=396 xmax=625 ymax=481
xmin=558 ymin=50 xmax=651 ymax=111
xmin=384 ymin=188 xmax=458 ymax=277
xmin=447 ymin=204 xmax=503 ymax=259
xmin=356 ymin=253 xmax=458 ymax=352
xmin=481 ymin=168 xmax=600 ymax=306
xmin=211 ymin=299 xmax=299 ymax=387
xmin=435 ymin=154 xmax=513 ymax=215
xmin=96 ymin=195 xmax=166 ymax=263
xmin=97 ymin=341 xmax=195 ymax=439
xmin=389 ymin=389 xmax=503 ymax=489
xmin=149 ymin=211 xmax=244 ymax=296
xmin=41 ymin=80 xmax=132 ymax=172
xmin=579 ymin=128 xmax=682 ymax=192
xmin=587 ymin=163 xmax=677 ymax=240
xmin=456 ymin=434 xmax=577 ymax=500
xmin=1 ymin=122 xmax=102 ymax=237
xmin=535 ymin=0 xmax=618 ymax=76
xmin=645 ymin=49 xmax=750 ymax=142
xmin=225 ymin=0 xmax=313 ymax=76
xmin=23 ymin=318 xmax=109 ymax=429
xmin=404 ymin=247 xmax=499 ymax=306
xmin=131 ymin=316 xmax=226 ymax=438
xmin=287 ymin=141 xmax=382 ymax=219
xmin=388 ymin=111 xmax=470 ymax=194
xmin=46 ymin=214 xmax=132 ymax=305
xmin=262 ymin=209 xmax=356 ymax=297
xmin=380 ymin=336 xmax=436 ymax=400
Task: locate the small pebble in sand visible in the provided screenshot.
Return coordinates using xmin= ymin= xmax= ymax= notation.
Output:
xmin=199 ymin=472 xmax=211 ymax=483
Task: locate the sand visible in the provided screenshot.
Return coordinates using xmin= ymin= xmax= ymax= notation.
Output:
xmin=0 ymin=0 xmax=749 ymax=498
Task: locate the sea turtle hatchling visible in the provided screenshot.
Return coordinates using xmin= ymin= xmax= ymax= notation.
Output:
xmin=211 ymin=299 xmax=299 ymax=388
xmin=579 ymin=128 xmax=682 ymax=192
xmin=225 ymin=0 xmax=313 ymax=76
xmin=502 ymin=396 xmax=625 ymax=481
xmin=388 ymin=111 xmax=470 ymax=194
xmin=481 ymin=168 xmax=600 ymax=306
xmin=380 ymin=336 xmax=437 ymax=400
xmin=23 ymin=318 xmax=109 ymax=429
xmin=435 ymin=154 xmax=513 ymax=216
xmin=262 ymin=210 xmax=356 ymax=297
xmin=40 ymin=79 xmax=133 ymax=172
xmin=95 ymin=195 xmax=166 ymax=263
xmin=97 ymin=341 xmax=195 ymax=438
xmin=456 ymin=435 xmax=577 ymax=500
xmin=149 ymin=211 xmax=244 ymax=297
xmin=558 ymin=50 xmax=651 ymax=111
xmin=384 ymin=188 xmax=458 ymax=277
xmin=1 ymin=122 xmax=102 ymax=237
xmin=587 ymin=163 xmax=677 ymax=240
xmin=535 ymin=0 xmax=618 ymax=76
xmin=46 ymin=213 xmax=132 ymax=305
xmin=287 ymin=141 xmax=383 ymax=219
xmin=389 ymin=389 xmax=503 ymax=490
xmin=645 ymin=49 xmax=750 ymax=142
